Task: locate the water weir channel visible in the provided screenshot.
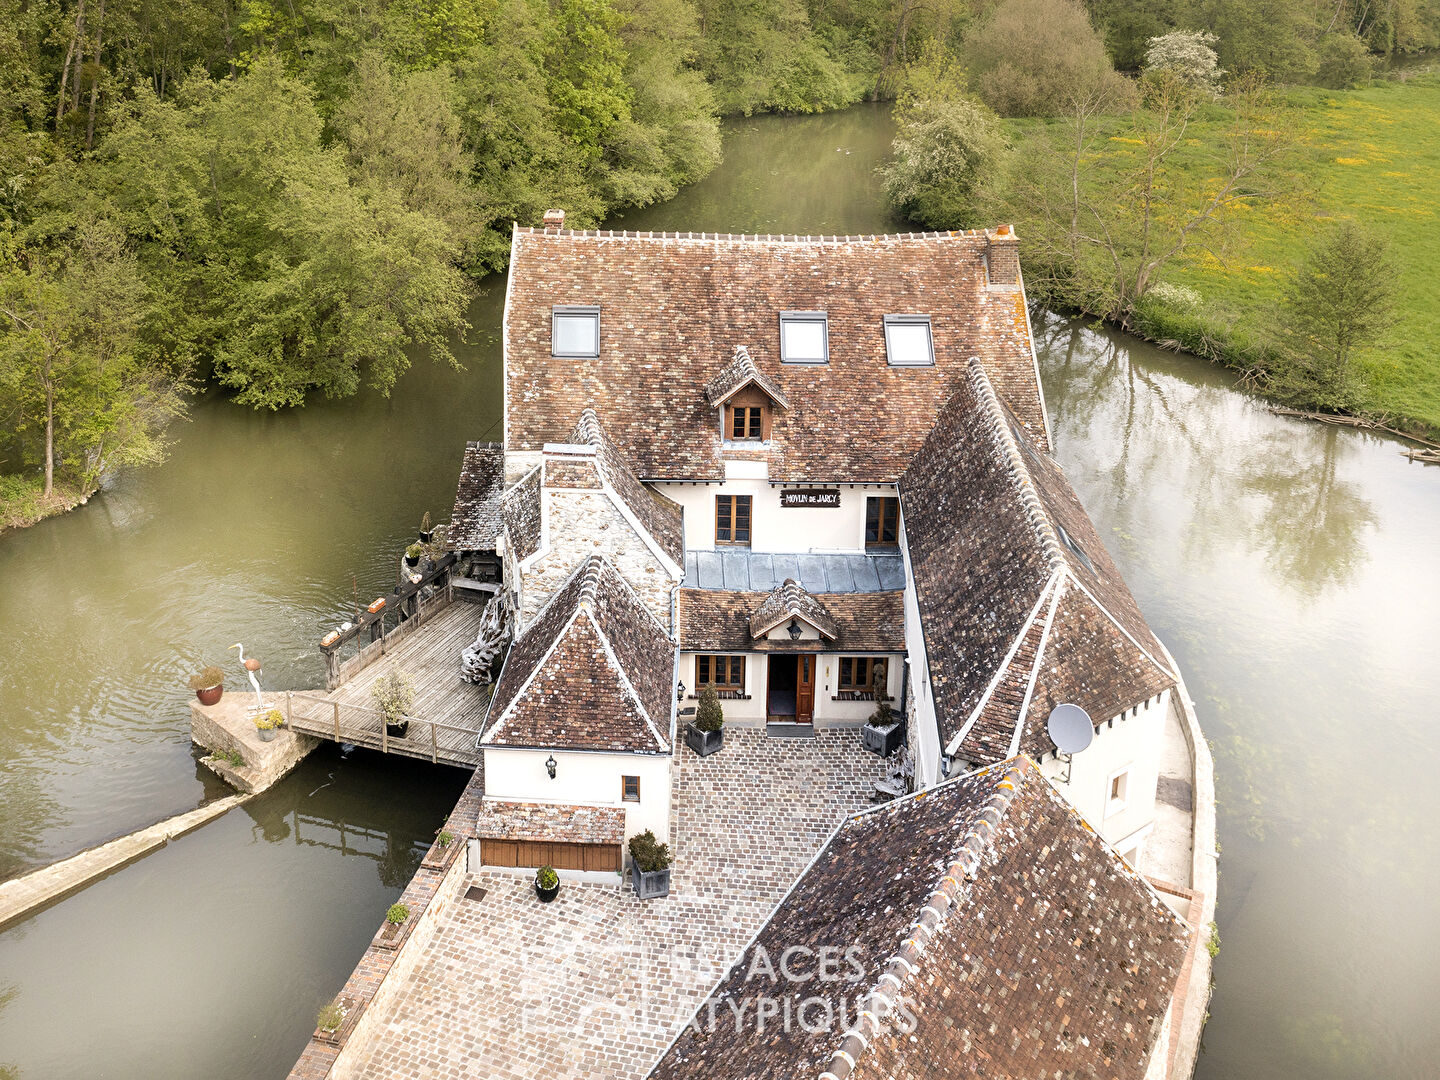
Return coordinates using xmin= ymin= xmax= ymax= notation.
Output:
xmin=1 ymin=103 xmax=1437 ymax=1080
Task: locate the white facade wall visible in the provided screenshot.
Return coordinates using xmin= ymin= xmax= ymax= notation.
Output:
xmin=481 ymin=747 xmax=673 ymax=845
xmin=680 ymin=649 xmax=904 ymax=727
xmin=656 ymin=474 xmax=898 ymax=555
xmin=1037 ymin=688 xmax=1171 ymax=861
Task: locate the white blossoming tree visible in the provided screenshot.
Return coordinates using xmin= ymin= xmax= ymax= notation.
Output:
xmin=1144 ymin=31 xmax=1224 ymax=92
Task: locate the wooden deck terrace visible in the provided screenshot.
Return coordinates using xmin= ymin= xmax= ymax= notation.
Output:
xmin=286 ymin=598 xmax=491 ymax=768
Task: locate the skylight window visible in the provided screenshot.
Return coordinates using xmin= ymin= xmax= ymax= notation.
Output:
xmin=552 ymin=305 xmax=600 ymax=358
xmin=883 ymin=314 xmax=934 ymax=366
xmin=779 ymin=311 xmax=828 ymax=364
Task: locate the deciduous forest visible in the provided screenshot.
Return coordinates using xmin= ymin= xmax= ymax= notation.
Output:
xmin=2 ymin=0 xmax=1437 ymax=524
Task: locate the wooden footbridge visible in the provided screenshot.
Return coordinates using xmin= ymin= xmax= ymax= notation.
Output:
xmin=284 ymin=556 xmax=500 ymax=769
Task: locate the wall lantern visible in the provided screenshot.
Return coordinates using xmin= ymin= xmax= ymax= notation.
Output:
xmin=787 ymin=618 xmax=803 ymax=640
xmin=545 ymin=755 xmax=557 ymax=780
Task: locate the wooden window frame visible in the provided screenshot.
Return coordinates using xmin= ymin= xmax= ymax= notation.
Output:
xmin=865 ymin=496 xmax=900 ymax=549
xmin=837 ymin=656 xmax=882 ymax=692
xmin=622 ymin=775 xmax=641 ymax=803
xmin=725 ymin=387 xmax=772 ymax=442
xmin=696 ymin=654 xmax=745 ymax=689
xmin=715 ymin=494 xmax=753 ymax=546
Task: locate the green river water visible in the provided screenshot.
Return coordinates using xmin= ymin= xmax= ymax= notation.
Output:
xmin=1 ymin=103 xmax=1437 ymax=1080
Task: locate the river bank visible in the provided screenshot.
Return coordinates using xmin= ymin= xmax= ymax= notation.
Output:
xmin=0 ymin=474 xmax=98 ymax=535
xmin=1004 ymin=72 xmax=1440 ymax=442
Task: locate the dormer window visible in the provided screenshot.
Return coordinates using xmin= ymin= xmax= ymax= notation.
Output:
xmin=779 ymin=311 xmax=828 ymax=364
xmin=552 ymin=305 xmax=600 ymax=358
xmin=884 ymin=314 xmax=934 ymax=366
xmin=725 ymin=387 xmax=771 ymax=442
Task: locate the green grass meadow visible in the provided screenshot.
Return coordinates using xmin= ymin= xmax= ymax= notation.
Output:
xmin=1161 ymin=75 xmax=1440 ymax=433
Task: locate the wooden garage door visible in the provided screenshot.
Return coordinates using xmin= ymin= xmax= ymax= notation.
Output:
xmin=482 ymin=839 xmax=621 ymax=873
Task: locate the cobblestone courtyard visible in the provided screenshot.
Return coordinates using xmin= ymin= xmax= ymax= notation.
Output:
xmin=347 ymin=729 xmax=886 ymax=1080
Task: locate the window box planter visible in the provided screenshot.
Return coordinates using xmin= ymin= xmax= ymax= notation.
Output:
xmin=631 ymin=857 xmax=671 ymax=900
xmin=861 ymin=721 xmax=903 ymax=757
xmin=684 ymin=722 xmax=723 ymax=757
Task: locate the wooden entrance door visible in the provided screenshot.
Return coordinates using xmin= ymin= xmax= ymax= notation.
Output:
xmin=796 ymin=655 xmax=815 ymax=722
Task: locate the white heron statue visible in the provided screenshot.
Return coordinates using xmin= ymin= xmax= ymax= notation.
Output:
xmin=230 ymin=643 xmax=264 ymax=714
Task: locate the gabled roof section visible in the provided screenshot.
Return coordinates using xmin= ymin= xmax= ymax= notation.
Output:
xmin=569 ymin=409 xmax=685 ymax=573
xmin=703 ymin=345 xmax=791 ymax=410
xmin=648 ymin=757 xmax=1189 ymax=1080
xmin=900 ymin=360 xmax=1176 ymax=762
xmin=748 ymin=579 xmax=838 ymax=641
xmin=482 ymin=556 xmax=675 ymax=753
xmin=504 ymin=228 xmax=1048 ymax=482
xmin=447 ymin=442 xmax=506 ymax=551
xmin=679 ymin=589 xmax=904 ymax=653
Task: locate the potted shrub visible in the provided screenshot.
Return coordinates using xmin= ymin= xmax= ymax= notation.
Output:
xmin=187 ymin=665 xmax=225 ymax=706
xmin=629 ymin=830 xmax=673 ymax=900
xmin=255 ymin=708 xmax=284 ymax=742
xmin=685 ymin=687 xmax=724 ymax=757
xmin=372 ymin=670 xmax=414 ymax=738
xmin=404 ymin=543 xmax=424 ymax=568
xmin=860 ymin=663 xmax=903 ymax=757
xmin=418 ymin=511 xmax=434 ymax=544
xmin=535 ymin=864 xmax=560 ymax=903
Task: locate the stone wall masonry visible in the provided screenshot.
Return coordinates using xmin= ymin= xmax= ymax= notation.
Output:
xmin=522 ymin=489 xmax=675 ymax=629
xmin=190 ymin=691 xmax=320 ymax=795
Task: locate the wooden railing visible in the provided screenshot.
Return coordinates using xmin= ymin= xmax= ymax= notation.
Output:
xmin=286 ymin=690 xmax=482 ymax=766
xmin=319 ymin=552 xmax=458 ymax=690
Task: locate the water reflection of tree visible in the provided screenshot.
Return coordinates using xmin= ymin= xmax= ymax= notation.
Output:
xmin=0 ymin=982 xmax=17 ymax=1080
xmin=1239 ymin=427 xmax=1376 ymax=598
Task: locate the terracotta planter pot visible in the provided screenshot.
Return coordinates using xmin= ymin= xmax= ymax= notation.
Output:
xmin=195 ymin=684 xmax=223 ymax=706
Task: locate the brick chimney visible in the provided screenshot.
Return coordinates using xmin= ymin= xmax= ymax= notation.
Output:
xmin=542 ymin=208 xmax=566 ymax=232
xmin=986 ymin=224 xmax=1020 ymax=287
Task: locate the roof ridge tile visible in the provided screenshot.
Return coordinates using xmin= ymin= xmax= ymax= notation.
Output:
xmin=966 ymin=358 xmax=1067 ymax=573
xmin=818 ymin=760 xmax=1031 ymax=1080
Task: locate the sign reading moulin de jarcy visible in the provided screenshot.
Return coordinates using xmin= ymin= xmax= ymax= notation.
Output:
xmin=780 ymin=488 xmax=841 ymax=509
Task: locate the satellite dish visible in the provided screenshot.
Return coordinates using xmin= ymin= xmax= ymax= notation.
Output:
xmin=1047 ymin=703 xmax=1094 ymax=755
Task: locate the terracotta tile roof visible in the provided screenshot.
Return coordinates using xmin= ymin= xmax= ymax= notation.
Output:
xmin=569 ymin=410 xmax=685 ymax=571
xmin=703 ymin=345 xmax=791 ymax=409
xmin=678 ymin=589 xmax=905 ymax=653
xmin=447 ymin=442 xmax=506 ymax=551
xmin=900 ymin=360 xmax=1175 ymax=762
xmin=500 ymin=464 xmax=543 ymax=561
xmin=504 ymin=228 xmax=1048 ymax=482
xmin=482 ymin=555 xmax=675 ymax=753
xmin=748 ymin=579 xmax=838 ymax=640
xmin=475 ymin=800 xmax=625 ymax=845
xmin=648 ymin=757 xmax=1188 ymax=1080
